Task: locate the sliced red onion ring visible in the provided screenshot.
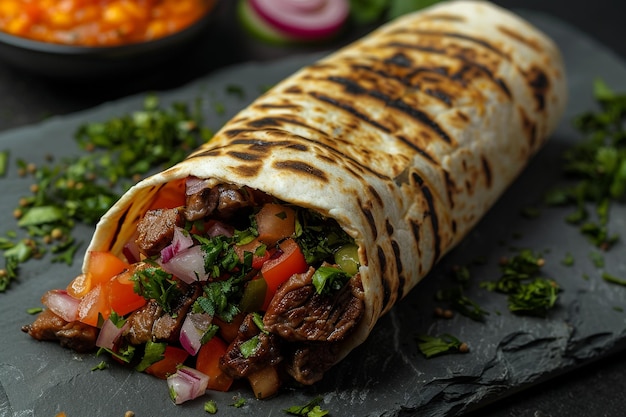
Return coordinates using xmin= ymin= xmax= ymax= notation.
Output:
xmin=179 ymin=312 xmax=213 ymax=355
xmin=96 ymin=318 xmax=129 ymax=350
xmin=41 ymin=289 xmax=80 ymax=322
xmin=185 ymin=176 xmax=212 ymax=196
xmin=167 ymin=366 xmax=209 ymax=404
xmin=159 ymin=245 xmax=208 ymax=284
xmin=250 ymin=0 xmax=349 ymax=40
xmin=161 ymin=226 xmax=194 ymax=263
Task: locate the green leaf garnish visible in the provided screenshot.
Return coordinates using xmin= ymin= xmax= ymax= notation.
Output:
xmin=416 ymin=334 xmax=468 ymax=358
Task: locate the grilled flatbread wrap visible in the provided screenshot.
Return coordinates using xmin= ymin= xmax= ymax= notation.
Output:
xmin=37 ymin=0 xmax=567 ymax=394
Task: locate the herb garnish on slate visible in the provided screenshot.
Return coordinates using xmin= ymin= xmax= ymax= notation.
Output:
xmin=0 ymin=95 xmax=212 ymax=292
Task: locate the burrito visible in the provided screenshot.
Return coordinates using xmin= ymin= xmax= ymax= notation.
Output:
xmin=23 ymin=0 xmax=566 ymax=401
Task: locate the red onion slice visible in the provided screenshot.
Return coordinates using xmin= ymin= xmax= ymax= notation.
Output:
xmin=161 ymin=227 xmax=194 ymax=263
xmin=167 ymin=366 xmax=209 ymax=404
xmin=41 ymin=289 xmax=80 ymax=322
xmin=96 ymin=318 xmax=129 ymax=350
xmin=185 ymin=176 xmax=212 ymax=196
xmin=179 ymin=312 xmax=213 ymax=355
xmin=250 ymin=0 xmax=349 ymax=40
xmin=159 ymin=245 xmax=208 ymax=284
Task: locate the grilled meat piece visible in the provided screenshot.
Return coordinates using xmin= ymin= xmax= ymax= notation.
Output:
xmin=135 ymin=208 xmax=184 ymax=257
xmin=219 ymin=313 xmax=283 ymax=379
xmin=263 ymin=268 xmax=365 ymax=342
xmin=21 ymin=309 xmax=98 ymax=353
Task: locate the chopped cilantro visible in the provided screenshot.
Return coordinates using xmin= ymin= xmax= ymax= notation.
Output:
xmin=239 ymin=335 xmax=260 ymax=359
xmin=91 ymin=361 xmax=108 ymax=371
xmin=0 ymin=150 xmax=8 ymax=177
xmin=134 ymin=341 xmax=166 ymax=372
xmin=193 ymin=276 xmax=243 ymax=323
xmin=230 ymin=396 xmax=247 ymax=408
xmin=204 ymin=400 xmax=218 ymax=414
xmin=312 ymin=266 xmax=350 ymax=295
xmin=435 ymin=287 xmax=489 ymax=321
xmin=131 ymin=266 xmax=181 ymax=315
xmin=284 ymin=397 xmax=329 ymax=417
xmin=481 ymin=249 xmax=560 ymax=317
xmin=416 ymin=334 xmax=468 ymax=358
xmin=544 ymin=78 xmax=626 ymax=250
xmin=295 ymin=209 xmax=353 ymax=265
xmin=602 ymin=272 xmax=626 ymax=286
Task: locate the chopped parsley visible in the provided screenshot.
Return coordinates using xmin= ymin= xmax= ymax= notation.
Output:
xmin=295 ymin=209 xmax=353 ymax=265
xmin=284 ymin=397 xmax=329 ymax=417
xmin=131 ymin=266 xmax=181 ymax=315
xmin=204 ymin=400 xmax=218 ymax=414
xmin=1 ymin=95 xmax=212 ymax=292
xmin=417 ymin=334 xmax=469 ymax=358
xmin=312 ymin=266 xmax=351 ymax=295
xmin=193 ymin=276 xmax=243 ymax=323
xmin=544 ymin=78 xmax=626 ymax=250
xmin=481 ymin=249 xmax=560 ymax=317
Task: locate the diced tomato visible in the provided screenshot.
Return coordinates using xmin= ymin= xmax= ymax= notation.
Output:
xmin=77 ymin=284 xmax=111 ymax=327
xmin=234 ymin=238 xmax=271 ymax=270
xmin=145 ymin=346 xmax=189 ymax=380
xmin=195 ymin=337 xmax=233 ymax=392
xmin=148 ymin=178 xmax=186 ymax=209
xmin=66 ymin=273 xmax=92 ymax=299
xmin=255 ymin=203 xmax=296 ymax=246
xmin=260 ymin=238 xmax=308 ymax=310
xmin=107 ymin=269 xmax=146 ymax=316
xmin=85 ymin=251 xmax=130 ymax=286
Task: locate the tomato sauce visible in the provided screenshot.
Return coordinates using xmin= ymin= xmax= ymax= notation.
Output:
xmin=0 ymin=0 xmax=214 ymax=46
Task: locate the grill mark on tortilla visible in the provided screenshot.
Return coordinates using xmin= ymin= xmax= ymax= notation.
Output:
xmin=497 ymin=25 xmax=542 ymax=53
xmin=236 ymin=164 xmax=262 ymax=178
xmin=230 ymin=137 xmax=309 ymax=151
xmin=443 ymin=169 xmax=456 ymax=209
xmin=367 ymin=185 xmax=383 ymax=207
xmin=350 ymin=63 xmax=454 ymax=107
xmin=377 ymin=245 xmax=391 ymax=310
xmin=361 ymin=205 xmax=378 ymax=240
xmin=247 ymin=116 xmax=330 ymax=137
xmin=385 ymin=41 xmax=513 ymax=99
xmin=392 ymin=29 xmax=511 ymax=59
xmin=390 ymin=240 xmax=405 ymax=298
xmin=324 ymin=76 xmax=453 ymax=144
xmin=272 ymin=160 xmax=328 ymax=182
xmin=412 ymin=172 xmax=441 ymax=263
xmin=385 ymin=219 xmax=394 ymax=236
xmin=524 ymin=65 xmax=550 ymax=112
xmin=481 ymin=156 xmax=492 ymax=188
xmin=227 ymin=151 xmax=262 ymax=161
xmin=194 ymin=130 xmax=390 ymax=182
xmin=397 ymin=135 xmax=438 ymax=163
xmin=518 ymin=106 xmax=538 ymax=147
xmin=255 ymin=103 xmax=302 ymax=110
xmin=418 ymin=13 xmax=466 ymax=22
xmin=384 ymin=52 xmax=413 ymax=67
xmin=308 ymin=91 xmax=392 ymax=134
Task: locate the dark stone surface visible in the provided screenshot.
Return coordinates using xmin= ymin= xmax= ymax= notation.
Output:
xmin=0 ymin=2 xmax=625 ymax=416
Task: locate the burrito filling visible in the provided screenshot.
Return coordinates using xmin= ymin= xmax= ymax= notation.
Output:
xmin=23 ymin=176 xmax=364 ymax=398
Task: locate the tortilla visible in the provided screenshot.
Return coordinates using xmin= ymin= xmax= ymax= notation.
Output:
xmin=78 ymin=0 xmax=567 ymax=386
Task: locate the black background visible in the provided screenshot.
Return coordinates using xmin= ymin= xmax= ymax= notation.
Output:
xmin=0 ymin=1 xmax=625 ymax=416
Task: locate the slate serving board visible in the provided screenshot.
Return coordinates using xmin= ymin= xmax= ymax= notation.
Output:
xmin=1 ymin=10 xmax=626 ymax=417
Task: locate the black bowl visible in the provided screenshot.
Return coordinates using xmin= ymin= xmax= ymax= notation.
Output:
xmin=0 ymin=2 xmax=220 ymax=80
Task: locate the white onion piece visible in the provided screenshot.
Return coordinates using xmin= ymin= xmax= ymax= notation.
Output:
xmin=161 ymin=226 xmax=194 ymax=263
xmin=185 ymin=176 xmax=212 ymax=196
xmin=96 ymin=318 xmax=129 ymax=349
xmin=159 ymin=245 xmax=208 ymax=284
xmin=41 ymin=290 xmax=80 ymax=322
xmin=250 ymin=0 xmax=349 ymax=40
xmin=179 ymin=313 xmax=213 ymax=355
xmin=167 ymin=366 xmax=209 ymax=404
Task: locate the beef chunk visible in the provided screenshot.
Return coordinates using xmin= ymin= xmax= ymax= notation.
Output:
xmin=214 ymin=184 xmax=254 ymax=219
xmin=152 ymin=284 xmax=201 ymax=343
xmin=263 ymin=268 xmax=365 ymax=342
xmin=124 ymin=300 xmax=162 ymax=345
xmin=184 ymin=185 xmax=219 ymax=221
xmin=286 ymin=342 xmax=341 ymax=385
xmin=135 ymin=208 xmax=184 ymax=257
xmin=220 ymin=313 xmax=283 ymax=379
xmin=22 ymin=309 xmax=98 ymax=353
